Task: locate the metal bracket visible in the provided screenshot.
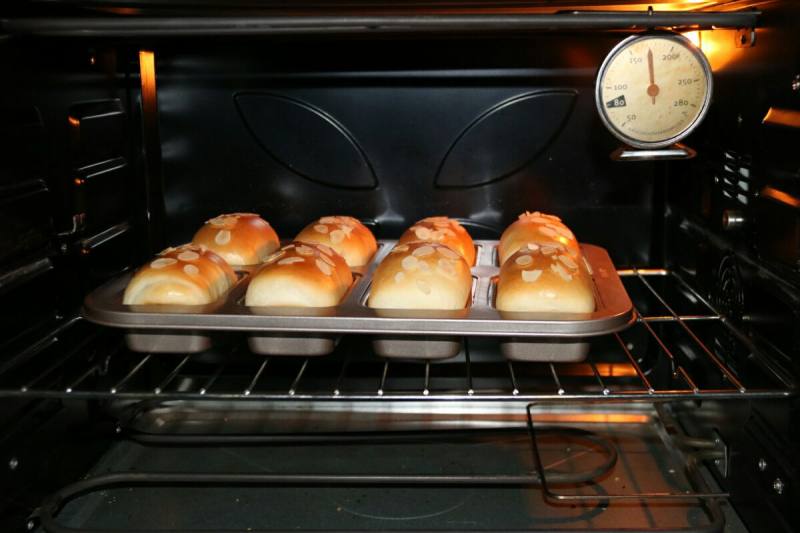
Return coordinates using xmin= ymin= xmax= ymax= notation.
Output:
xmin=526 ymin=403 xmax=730 ymax=501
xmin=735 ymin=27 xmax=756 ymax=48
xmin=55 ymin=213 xmax=86 ymax=238
xmin=611 ymin=143 xmax=697 ymax=162
xmin=712 ymin=431 xmax=730 ymax=478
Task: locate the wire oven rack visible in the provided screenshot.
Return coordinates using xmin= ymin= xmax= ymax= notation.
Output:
xmin=0 ymin=268 xmax=794 ymax=402
xmin=32 ymin=406 xmax=729 ymax=533
xmin=9 ymin=267 xmax=794 ymax=533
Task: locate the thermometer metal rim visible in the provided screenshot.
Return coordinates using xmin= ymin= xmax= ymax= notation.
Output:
xmin=594 ymin=32 xmax=713 ymax=150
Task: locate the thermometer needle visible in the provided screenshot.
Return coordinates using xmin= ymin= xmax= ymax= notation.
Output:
xmin=647 ymin=49 xmax=659 ymax=104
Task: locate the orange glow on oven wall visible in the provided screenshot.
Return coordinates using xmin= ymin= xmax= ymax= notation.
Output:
xmin=585 ymin=1 xmax=723 ymax=11
xmin=139 ymin=50 xmax=158 ymax=115
xmin=558 ymin=363 xmax=637 ymax=378
xmin=683 ymin=29 xmax=747 ymax=72
xmin=531 ymin=412 xmax=650 ymax=424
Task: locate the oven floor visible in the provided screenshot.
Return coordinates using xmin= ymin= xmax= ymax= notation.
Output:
xmin=49 ymin=418 xmax=742 ymax=532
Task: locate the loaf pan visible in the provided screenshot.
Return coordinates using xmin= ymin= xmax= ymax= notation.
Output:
xmin=119 ymin=294 xmax=236 ymax=354
xmin=365 ymin=275 xmax=477 ymax=361
xmin=244 ymin=266 xmax=369 ymax=356
xmin=83 ymin=241 xmax=634 ymax=361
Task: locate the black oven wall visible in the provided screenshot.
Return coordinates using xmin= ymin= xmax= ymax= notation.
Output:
xmin=156 ymin=34 xmax=657 ymax=266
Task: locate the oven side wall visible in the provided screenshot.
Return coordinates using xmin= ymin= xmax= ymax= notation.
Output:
xmin=0 ymin=40 xmax=142 ymax=529
xmin=665 ymin=3 xmax=800 ymax=530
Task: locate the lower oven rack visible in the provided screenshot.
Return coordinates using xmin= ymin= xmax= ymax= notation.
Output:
xmin=0 ymin=268 xmax=793 ymax=402
xmin=31 ymin=405 xmax=727 ymax=533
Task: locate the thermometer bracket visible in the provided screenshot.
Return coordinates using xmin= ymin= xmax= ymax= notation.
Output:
xmin=610 ymin=143 xmax=696 ymax=162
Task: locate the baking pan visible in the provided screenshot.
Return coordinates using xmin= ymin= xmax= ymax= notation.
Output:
xmin=486 ymin=273 xmax=596 ymax=362
xmin=245 ymin=268 xmax=370 ymax=357
xmin=126 ymin=329 xmax=213 ymax=354
xmin=364 ymin=275 xmax=478 ymax=360
xmin=83 ymin=241 xmax=634 ymax=360
xmin=120 ymin=283 xmax=240 ymax=354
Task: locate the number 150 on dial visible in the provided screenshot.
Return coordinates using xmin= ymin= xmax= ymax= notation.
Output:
xmin=595 ymin=33 xmax=713 ymax=149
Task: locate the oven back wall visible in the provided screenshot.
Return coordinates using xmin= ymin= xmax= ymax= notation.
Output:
xmin=157 ymin=35 xmax=656 ymax=266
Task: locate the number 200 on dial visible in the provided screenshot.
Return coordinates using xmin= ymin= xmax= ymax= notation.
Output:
xmin=595 ymin=33 xmax=712 ymax=149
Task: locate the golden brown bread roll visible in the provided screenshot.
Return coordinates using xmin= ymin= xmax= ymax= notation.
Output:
xmin=496 ymin=244 xmax=594 ymax=313
xmin=497 ymin=211 xmax=580 ymax=265
xmin=294 ymin=216 xmax=377 ymax=267
xmin=123 ymin=244 xmax=237 ymax=305
xmin=397 ymin=217 xmax=475 ymax=266
xmin=245 ymin=242 xmax=353 ymax=307
xmin=192 ymin=213 xmax=280 ymax=266
xmin=368 ymin=241 xmax=472 ymax=310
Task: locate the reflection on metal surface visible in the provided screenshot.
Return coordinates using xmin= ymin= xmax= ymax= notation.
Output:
xmin=581 ymin=363 xmax=636 ymax=377
xmin=721 ymin=209 xmax=746 ymax=231
xmin=116 ymin=401 xmax=657 ymax=436
xmin=531 ymin=412 xmax=649 ymax=423
xmin=611 ymin=144 xmax=696 ymax=161
xmin=537 ymin=362 xmax=637 ymax=377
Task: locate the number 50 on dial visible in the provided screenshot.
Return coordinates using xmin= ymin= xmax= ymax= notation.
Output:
xmin=595 ymin=33 xmax=713 ymax=149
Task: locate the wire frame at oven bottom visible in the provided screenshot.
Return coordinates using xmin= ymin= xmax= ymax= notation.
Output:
xmin=34 ymin=406 xmax=728 ymax=533
xmin=0 ymin=269 xmax=793 ymax=402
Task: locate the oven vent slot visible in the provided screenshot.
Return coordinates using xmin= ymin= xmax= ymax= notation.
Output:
xmin=716 ymin=150 xmax=753 ymax=207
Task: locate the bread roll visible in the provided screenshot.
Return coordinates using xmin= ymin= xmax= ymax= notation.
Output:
xmin=295 ymin=216 xmax=377 ymax=267
xmin=496 ymin=244 xmax=594 ymax=313
xmin=397 ymin=217 xmax=475 ymax=266
xmin=245 ymin=242 xmax=353 ymax=307
xmin=123 ymin=244 xmax=237 ymax=305
xmin=368 ymin=241 xmax=471 ymax=310
xmin=497 ymin=211 xmax=580 ymax=265
xmin=192 ymin=213 xmax=279 ymax=266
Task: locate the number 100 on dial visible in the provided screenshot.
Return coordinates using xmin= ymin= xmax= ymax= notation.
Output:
xmin=595 ymin=33 xmax=713 ymax=149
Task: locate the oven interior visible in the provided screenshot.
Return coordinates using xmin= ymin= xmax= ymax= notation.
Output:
xmin=0 ymin=1 xmax=799 ymax=532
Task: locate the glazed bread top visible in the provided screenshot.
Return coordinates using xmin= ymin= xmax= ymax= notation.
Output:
xmin=192 ymin=213 xmax=280 ymax=266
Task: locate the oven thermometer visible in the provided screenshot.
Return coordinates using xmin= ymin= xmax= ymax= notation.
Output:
xmin=595 ymin=33 xmax=712 ymax=150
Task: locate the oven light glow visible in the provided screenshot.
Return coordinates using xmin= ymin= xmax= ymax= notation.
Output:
xmin=683 ymin=29 xmax=746 ymax=71
xmin=683 ymin=30 xmax=701 ymax=48
xmin=139 ymin=51 xmax=157 ymax=105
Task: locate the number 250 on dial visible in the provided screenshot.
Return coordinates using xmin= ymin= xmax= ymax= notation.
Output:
xmin=595 ymin=33 xmax=713 ymax=149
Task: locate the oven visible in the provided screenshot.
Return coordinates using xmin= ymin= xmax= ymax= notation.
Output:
xmin=0 ymin=1 xmax=798 ymax=532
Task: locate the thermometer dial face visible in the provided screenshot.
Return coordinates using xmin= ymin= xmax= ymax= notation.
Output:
xmin=595 ymin=33 xmax=712 ymax=149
